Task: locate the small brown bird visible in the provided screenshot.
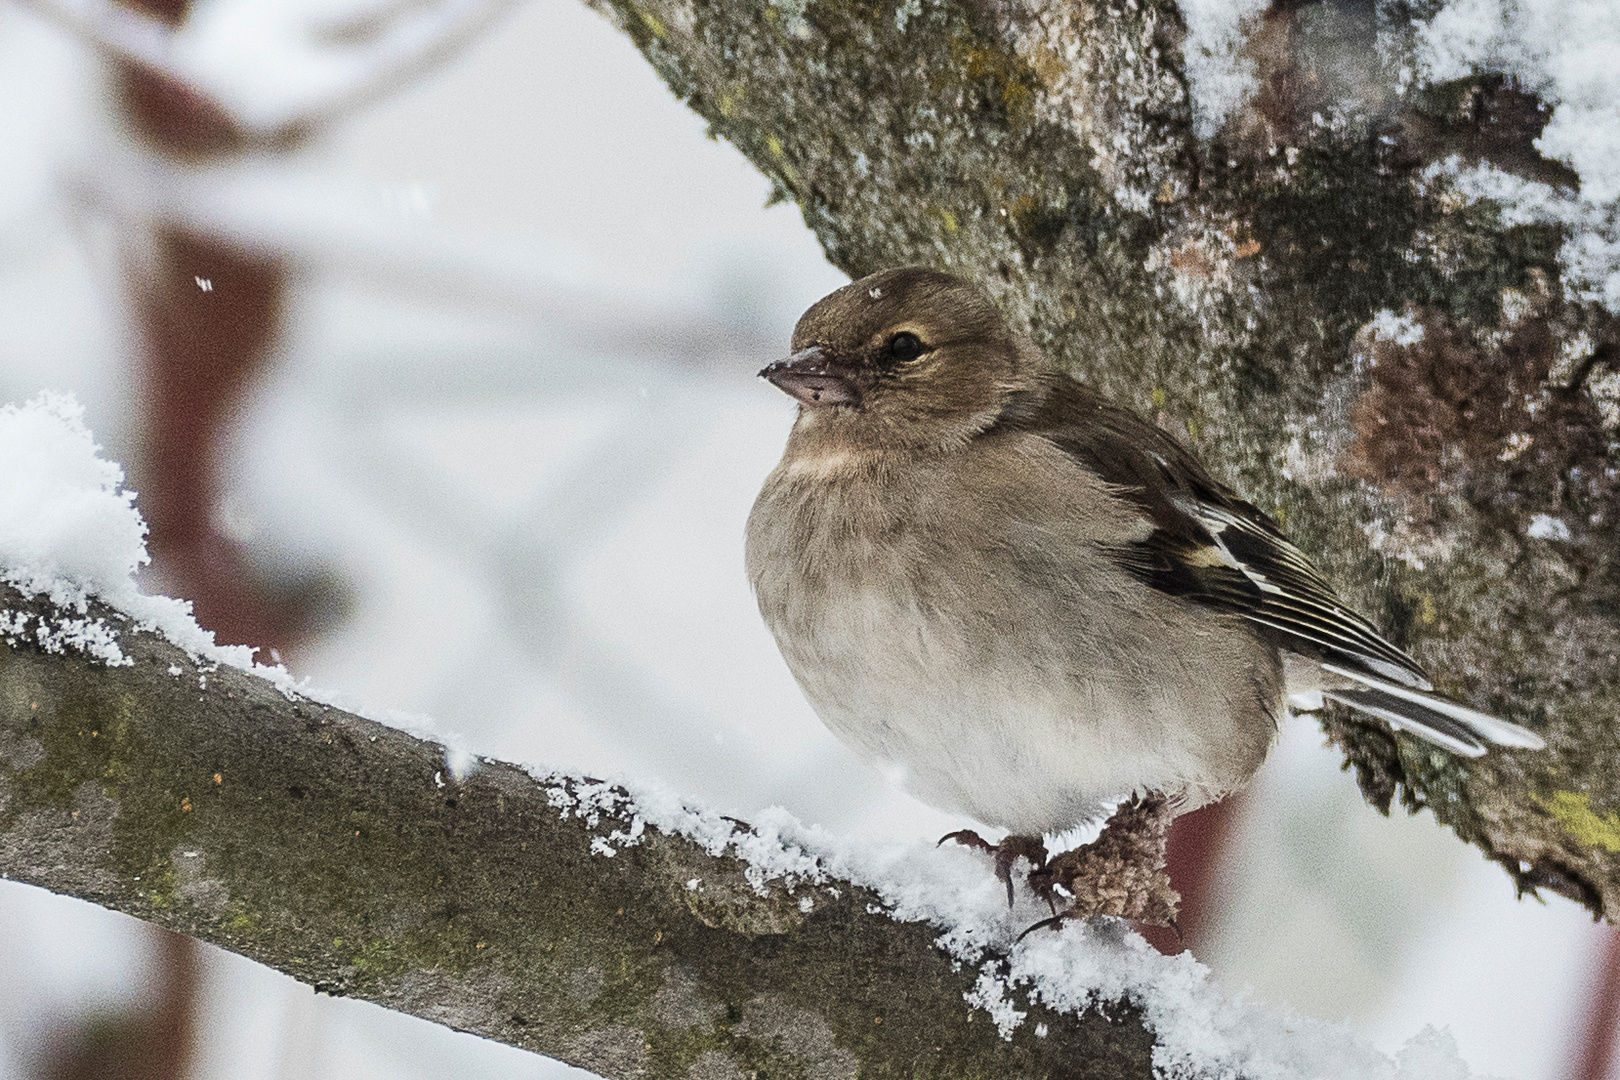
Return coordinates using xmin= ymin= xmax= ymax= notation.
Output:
xmin=746 ymin=267 xmax=1543 ymax=924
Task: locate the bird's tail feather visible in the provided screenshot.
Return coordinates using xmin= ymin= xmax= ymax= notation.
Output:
xmin=1319 ymin=662 xmax=1545 ymax=757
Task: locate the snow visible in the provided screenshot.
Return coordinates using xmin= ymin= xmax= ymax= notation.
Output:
xmin=1417 ymin=0 xmax=1620 ymax=201
xmin=0 ymin=394 xmax=145 ymax=624
xmin=0 ymin=0 xmax=1597 ymax=1069
xmin=1438 ymin=160 xmax=1620 ymax=312
xmin=1526 ymin=513 xmax=1573 ymax=541
xmin=0 ymin=393 xmax=296 ymax=689
xmin=1177 ymin=0 xmax=1620 ymax=313
xmin=0 ymin=394 xmax=485 ymax=769
xmin=1177 ymin=0 xmax=1269 ymax=139
xmin=1368 ymin=309 xmax=1427 ymax=347
xmin=1413 ymin=0 xmax=1620 ymax=312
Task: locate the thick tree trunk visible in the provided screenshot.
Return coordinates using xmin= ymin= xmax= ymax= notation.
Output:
xmin=0 ymin=583 xmax=1156 ymax=1078
xmin=582 ymin=0 xmax=1620 ymax=916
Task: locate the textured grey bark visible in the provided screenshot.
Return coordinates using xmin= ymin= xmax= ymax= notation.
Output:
xmin=0 ymin=583 xmax=1156 ymax=1079
xmin=583 ymin=0 xmax=1620 ymax=916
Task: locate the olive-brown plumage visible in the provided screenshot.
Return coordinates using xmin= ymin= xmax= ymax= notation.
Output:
xmin=746 ymin=267 xmax=1542 ymax=846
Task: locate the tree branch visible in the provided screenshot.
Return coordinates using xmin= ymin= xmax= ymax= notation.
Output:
xmin=580 ymin=0 xmax=1620 ymax=917
xmin=14 ymin=0 xmax=514 ymax=139
xmin=0 ymin=582 xmax=1158 ymax=1078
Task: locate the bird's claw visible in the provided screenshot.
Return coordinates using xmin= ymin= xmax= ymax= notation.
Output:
xmin=956 ymin=794 xmax=1183 ymax=932
xmin=937 ymin=828 xmax=995 ymax=852
xmin=941 ymin=830 xmax=1050 ymax=907
xmin=1016 ymin=914 xmax=1069 ymax=942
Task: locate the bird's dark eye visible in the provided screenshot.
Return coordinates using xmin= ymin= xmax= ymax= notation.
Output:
xmin=887 ymin=332 xmax=924 ymax=363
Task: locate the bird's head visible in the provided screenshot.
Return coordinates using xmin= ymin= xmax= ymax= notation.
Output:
xmin=760 ymin=267 xmax=1038 ymax=451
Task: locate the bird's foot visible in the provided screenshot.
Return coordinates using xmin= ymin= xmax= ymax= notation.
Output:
xmin=1023 ymin=793 xmax=1180 ymax=934
xmin=939 ymin=830 xmax=1050 ymax=907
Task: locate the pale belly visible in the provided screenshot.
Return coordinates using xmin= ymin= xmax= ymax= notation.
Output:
xmin=770 ymin=585 xmax=1275 ymax=834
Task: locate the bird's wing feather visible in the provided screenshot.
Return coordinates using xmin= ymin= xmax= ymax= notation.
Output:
xmin=996 ymin=377 xmax=1432 ymax=690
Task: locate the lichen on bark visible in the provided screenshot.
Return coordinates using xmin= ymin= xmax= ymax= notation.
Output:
xmin=582 ymin=0 xmax=1620 ymax=914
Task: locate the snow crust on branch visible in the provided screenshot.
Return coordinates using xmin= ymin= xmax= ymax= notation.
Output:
xmin=1421 ymin=0 xmax=1620 ymax=311
xmin=0 ymin=392 xmax=1491 ymax=1077
xmin=0 ymin=393 xmax=294 ymax=682
xmin=1417 ymin=0 xmax=1620 ymax=209
xmin=1177 ymin=0 xmax=1269 ymax=139
xmin=546 ymin=776 xmax=1492 ymax=1079
xmin=1175 ymin=0 xmax=1620 ymax=310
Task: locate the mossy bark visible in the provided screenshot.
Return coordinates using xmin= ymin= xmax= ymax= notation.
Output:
xmin=0 ymin=584 xmax=1154 ymax=1078
xmin=582 ymin=0 xmax=1620 ymax=916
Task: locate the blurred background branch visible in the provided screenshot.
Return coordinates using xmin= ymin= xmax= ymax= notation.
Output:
xmin=16 ymin=0 xmax=517 ymax=139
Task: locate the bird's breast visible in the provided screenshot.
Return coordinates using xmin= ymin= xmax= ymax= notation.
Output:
xmin=744 ymin=440 xmax=1281 ymax=833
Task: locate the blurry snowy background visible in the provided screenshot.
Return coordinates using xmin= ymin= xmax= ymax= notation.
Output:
xmin=0 ymin=0 xmax=1613 ymax=1077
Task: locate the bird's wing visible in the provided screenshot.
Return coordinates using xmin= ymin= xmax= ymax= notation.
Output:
xmin=997 ymin=377 xmax=1433 ymax=690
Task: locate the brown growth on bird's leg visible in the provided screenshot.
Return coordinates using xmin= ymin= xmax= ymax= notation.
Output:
xmin=1032 ymin=793 xmax=1180 ymax=927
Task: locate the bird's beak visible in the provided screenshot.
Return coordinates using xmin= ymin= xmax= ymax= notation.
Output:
xmin=758 ymin=346 xmax=860 ymax=407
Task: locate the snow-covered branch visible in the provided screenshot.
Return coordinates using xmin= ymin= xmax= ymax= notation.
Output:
xmin=0 ymin=574 xmax=1504 ymax=1078
xmin=0 ymin=578 xmax=1152 ymax=1078
xmin=0 ymin=398 xmax=1488 ymax=1079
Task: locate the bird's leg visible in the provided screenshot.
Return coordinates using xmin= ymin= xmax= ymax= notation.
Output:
xmin=1024 ymin=792 xmax=1179 ymax=930
xmin=939 ymin=830 xmax=1050 ymax=906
